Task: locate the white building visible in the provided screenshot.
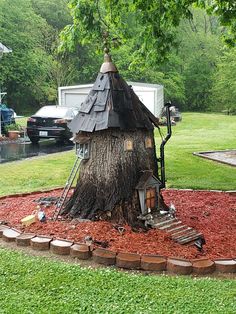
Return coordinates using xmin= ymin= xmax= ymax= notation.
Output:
xmin=58 ymin=82 xmax=164 ymax=118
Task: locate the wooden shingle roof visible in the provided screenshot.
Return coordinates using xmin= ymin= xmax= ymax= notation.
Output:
xmin=136 ymin=171 xmax=162 ymax=190
xmin=69 ymin=54 xmax=159 ymax=133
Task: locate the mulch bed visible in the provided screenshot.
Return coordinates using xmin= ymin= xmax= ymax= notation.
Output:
xmin=0 ymin=189 xmax=235 ymax=260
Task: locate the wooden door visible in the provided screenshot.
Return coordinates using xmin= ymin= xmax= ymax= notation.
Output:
xmin=146 ymin=188 xmax=156 ymax=209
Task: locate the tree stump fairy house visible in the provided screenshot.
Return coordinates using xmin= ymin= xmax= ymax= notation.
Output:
xmin=61 ymin=49 xmax=171 ymax=226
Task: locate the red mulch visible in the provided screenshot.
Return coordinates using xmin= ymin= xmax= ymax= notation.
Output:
xmin=0 ymin=189 xmax=235 ymax=260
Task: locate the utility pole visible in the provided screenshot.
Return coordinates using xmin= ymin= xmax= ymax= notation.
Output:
xmin=0 ymin=42 xmax=12 ymax=137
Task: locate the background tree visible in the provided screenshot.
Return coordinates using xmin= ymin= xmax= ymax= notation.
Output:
xmin=0 ymin=0 xmax=235 ymax=113
xmin=210 ymin=48 xmax=236 ymax=113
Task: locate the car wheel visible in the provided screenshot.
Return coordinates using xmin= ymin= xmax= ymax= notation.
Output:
xmin=29 ymin=136 xmax=39 ymax=144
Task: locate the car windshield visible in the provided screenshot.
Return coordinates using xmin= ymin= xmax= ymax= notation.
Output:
xmin=34 ymin=106 xmax=77 ymax=118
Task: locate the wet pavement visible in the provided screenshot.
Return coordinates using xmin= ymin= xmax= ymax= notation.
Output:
xmin=0 ymin=139 xmax=74 ymax=163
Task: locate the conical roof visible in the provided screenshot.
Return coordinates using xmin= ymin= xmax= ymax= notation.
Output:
xmin=69 ymin=53 xmax=159 ymax=133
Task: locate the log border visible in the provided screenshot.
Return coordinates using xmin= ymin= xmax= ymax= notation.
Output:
xmin=0 ymin=188 xmax=236 ymax=275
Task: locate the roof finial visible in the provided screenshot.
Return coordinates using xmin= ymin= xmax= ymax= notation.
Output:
xmin=100 ymin=31 xmax=118 ymax=73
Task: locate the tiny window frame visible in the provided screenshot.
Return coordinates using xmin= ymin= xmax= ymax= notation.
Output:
xmin=76 ymin=142 xmax=90 ymax=159
xmin=124 ymin=139 xmax=133 ymax=151
xmin=145 ymin=137 xmax=153 ymax=149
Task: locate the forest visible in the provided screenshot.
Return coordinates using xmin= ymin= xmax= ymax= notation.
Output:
xmin=0 ymin=0 xmax=235 ymax=114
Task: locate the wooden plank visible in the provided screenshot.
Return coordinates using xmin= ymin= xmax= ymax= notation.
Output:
xmin=153 ymin=215 xmax=171 ymax=223
xmin=173 ymin=230 xmax=198 ymax=241
xmin=178 ymin=233 xmax=203 ymax=245
xmin=171 ymin=227 xmax=194 ymax=237
xmin=169 ymin=225 xmax=189 ymax=234
xmin=154 ymin=218 xmax=177 ymax=227
xmin=159 ymin=221 xmax=182 ymax=230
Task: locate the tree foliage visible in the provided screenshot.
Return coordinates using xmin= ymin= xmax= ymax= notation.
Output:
xmin=0 ymin=0 xmax=54 ymax=111
xmin=61 ymin=0 xmax=236 ymax=60
xmin=210 ymin=47 xmax=236 ymax=112
xmin=0 ymin=0 xmax=92 ymax=113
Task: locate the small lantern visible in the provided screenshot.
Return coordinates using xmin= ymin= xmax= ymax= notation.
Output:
xmin=136 ymin=171 xmax=162 ymax=215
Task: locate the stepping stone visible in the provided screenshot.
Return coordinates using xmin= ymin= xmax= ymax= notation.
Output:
xmin=167 ymin=258 xmax=193 ymax=275
xmin=141 ymin=255 xmax=167 ymax=271
xmin=192 ymin=259 xmax=215 ymax=275
xmin=116 ymin=252 xmax=141 ymax=270
xmin=16 ymin=233 xmax=35 ymax=246
xmin=31 ymin=236 xmax=52 ymax=251
xmin=70 ymin=243 xmax=92 ymax=260
xmin=2 ymin=228 xmax=21 ymax=242
xmin=93 ymin=248 xmax=116 ymax=266
xmin=0 ymin=225 xmax=10 ymax=237
xmin=50 ymin=239 xmax=73 ymax=255
xmin=214 ymin=259 xmax=236 ymax=273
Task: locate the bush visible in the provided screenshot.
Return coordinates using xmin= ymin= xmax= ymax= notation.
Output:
xmin=5 ymin=123 xmax=22 ymax=132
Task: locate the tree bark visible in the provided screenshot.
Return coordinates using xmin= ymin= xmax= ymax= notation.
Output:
xmin=62 ymin=128 xmax=162 ymax=225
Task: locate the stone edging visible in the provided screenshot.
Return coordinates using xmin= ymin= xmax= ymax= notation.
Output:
xmin=0 ymin=226 xmax=235 ymax=276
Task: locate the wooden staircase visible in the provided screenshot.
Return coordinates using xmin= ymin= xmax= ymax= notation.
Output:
xmin=152 ymin=215 xmax=203 ymax=245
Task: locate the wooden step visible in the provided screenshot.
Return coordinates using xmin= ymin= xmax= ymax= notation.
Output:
xmin=152 ymin=213 xmax=203 ymax=247
xmin=153 ymin=218 xmax=177 ymax=227
xmin=170 ymin=226 xmax=192 ymax=236
xmin=173 ymin=231 xmax=199 ymax=242
xmin=178 ymin=233 xmax=203 ymax=245
xmin=171 ymin=228 xmax=195 ymax=239
xmin=159 ymin=221 xmax=182 ymax=230
xmin=153 ymin=215 xmax=171 ymax=222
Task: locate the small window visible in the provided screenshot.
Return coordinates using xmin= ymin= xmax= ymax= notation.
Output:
xmin=145 ymin=137 xmax=153 ymax=148
xmin=146 ymin=188 xmax=156 ymax=209
xmin=124 ymin=139 xmax=133 ymax=151
xmin=76 ymin=142 xmax=90 ymax=159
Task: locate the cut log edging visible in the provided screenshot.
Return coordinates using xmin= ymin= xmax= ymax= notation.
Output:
xmin=0 ymin=188 xmax=235 ymax=275
xmin=1 ymin=227 xmax=236 ymax=276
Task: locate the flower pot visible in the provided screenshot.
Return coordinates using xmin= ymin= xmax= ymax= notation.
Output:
xmin=8 ymin=131 xmax=20 ymax=140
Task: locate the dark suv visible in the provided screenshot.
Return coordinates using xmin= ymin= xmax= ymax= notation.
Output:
xmin=26 ymin=106 xmax=79 ymax=144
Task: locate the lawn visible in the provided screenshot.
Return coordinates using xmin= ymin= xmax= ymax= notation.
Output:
xmin=0 ymin=112 xmax=235 ymax=197
xmin=157 ymin=112 xmax=236 ymax=190
xmin=0 ymin=248 xmax=235 ymax=314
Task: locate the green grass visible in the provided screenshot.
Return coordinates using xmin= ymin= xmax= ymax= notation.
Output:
xmin=0 ymin=248 xmax=235 ymax=314
xmin=158 ymin=112 xmax=236 ymax=190
xmin=0 ymin=151 xmax=75 ymax=196
xmin=0 ymin=112 xmax=235 ymax=197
